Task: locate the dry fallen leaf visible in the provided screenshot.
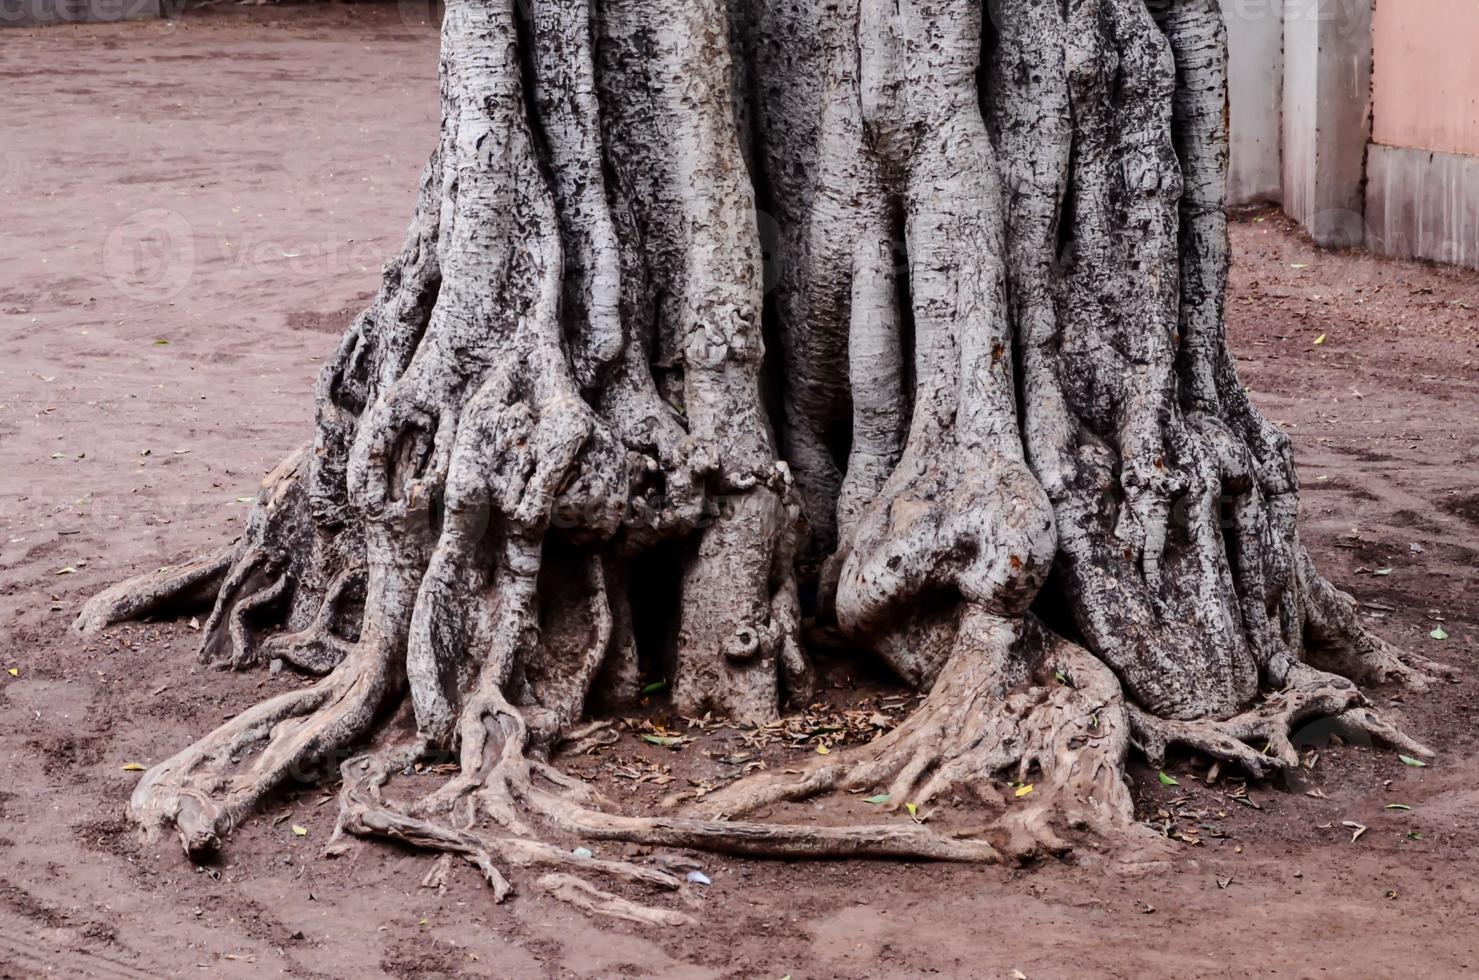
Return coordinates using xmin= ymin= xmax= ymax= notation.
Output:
xmin=121 ymin=762 xmax=146 ymax=772
xmin=292 ymin=824 xmax=308 ymax=837
xmin=1343 ymin=820 xmax=1367 ymax=843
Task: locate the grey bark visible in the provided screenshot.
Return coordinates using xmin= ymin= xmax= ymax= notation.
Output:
xmin=78 ymin=0 xmax=1441 ymax=920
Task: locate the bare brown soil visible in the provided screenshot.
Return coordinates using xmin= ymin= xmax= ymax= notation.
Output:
xmin=2 ymin=7 xmax=1478 ymax=978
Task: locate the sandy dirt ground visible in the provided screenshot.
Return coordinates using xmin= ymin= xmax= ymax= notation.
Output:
xmin=2 ymin=7 xmax=1478 ymax=978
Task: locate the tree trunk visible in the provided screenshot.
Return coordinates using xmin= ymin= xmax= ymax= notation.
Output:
xmin=78 ymin=0 xmax=1441 ymax=922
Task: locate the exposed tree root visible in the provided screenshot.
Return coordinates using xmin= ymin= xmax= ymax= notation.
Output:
xmin=1297 ymin=546 xmax=1451 ymax=691
xmin=130 ymin=632 xmax=397 ymax=856
xmin=537 ymin=875 xmax=696 ymax=928
xmin=1129 ymin=660 xmax=1432 ymax=779
xmin=72 ymin=542 xmax=237 ymax=635
xmin=700 ymin=615 xmax=1161 ymax=863
xmin=330 ymin=746 xmax=693 ymax=920
xmin=323 ymin=698 xmax=1002 ymax=925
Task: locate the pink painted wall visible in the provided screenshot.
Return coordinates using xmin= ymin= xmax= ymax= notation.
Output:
xmin=1372 ymin=0 xmax=1479 ymax=156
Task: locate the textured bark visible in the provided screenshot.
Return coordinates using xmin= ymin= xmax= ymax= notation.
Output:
xmin=79 ymin=0 xmax=1444 ymax=923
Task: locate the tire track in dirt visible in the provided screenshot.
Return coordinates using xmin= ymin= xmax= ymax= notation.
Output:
xmin=0 ymin=915 xmax=160 ymax=980
xmin=1308 ymin=450 xmax=1477 ymax=540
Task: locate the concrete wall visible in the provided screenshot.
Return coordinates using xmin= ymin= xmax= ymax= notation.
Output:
xmin=1280 ymin=3 xmax=1317 ymax=222
xmin=1368 ymin=145 xmax=1479 ymax=269
xmin=1281 ymin=0 xmax=1372 ymax=246
xmin=1221 ymin=0 xmax=1479 ymax=269
xmin=1363 ymin=0 xmax=1479 ymax=270
xmin=1221 ymin=0 xmax=1285 ymax=204
xmin=1372 ymin=0 xmax=1479 ymax=157
xmin=1 ymin=0 xmax=158 ymax=27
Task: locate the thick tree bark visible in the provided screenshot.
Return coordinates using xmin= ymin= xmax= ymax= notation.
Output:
xmin=79 ymin=0 xmax=1443 ymax=922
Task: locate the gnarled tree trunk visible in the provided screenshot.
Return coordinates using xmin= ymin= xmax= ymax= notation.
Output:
xmin=78 ymin=0 xmax=1440 ymax=923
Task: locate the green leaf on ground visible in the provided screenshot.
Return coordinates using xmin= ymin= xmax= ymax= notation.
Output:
xmin=1158 ymin=771 xmax=1179 ymax=786
xmin=1429 ymin=627 xmax=1449 ymax=641
xmin=639 ymin=679 xmax=668 ymax=695
xmin=1398 ymin=755 xmax=1427 ymax=768
xmin=862 ymin=794 xmax=890 ymax=805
